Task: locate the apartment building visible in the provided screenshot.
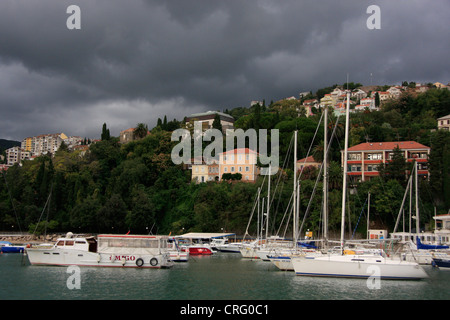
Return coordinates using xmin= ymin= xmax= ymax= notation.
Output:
xmin=342 ymin=141 xmax=430 ymax=182
xmin=21 ymin=133 xmax=69 ymax=156
xmin=5 ymin=146 xmax=31 ymax=166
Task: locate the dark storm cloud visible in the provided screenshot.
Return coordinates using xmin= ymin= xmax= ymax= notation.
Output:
xmin=0 ymin=0 xmax=449 ymax=140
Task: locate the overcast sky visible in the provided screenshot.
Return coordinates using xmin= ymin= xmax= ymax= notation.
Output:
xmin=0 ymin=0 xmax=449 ymax=141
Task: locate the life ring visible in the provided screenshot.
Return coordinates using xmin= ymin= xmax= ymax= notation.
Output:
xmin=150 ymin=257 xmax=158 ymax=266
xmin=136 ymin=258 xmax=144 ymax=267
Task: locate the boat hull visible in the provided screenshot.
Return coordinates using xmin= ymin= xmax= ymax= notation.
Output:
xmin=269 ymin=256 xmax=293 ymax=271
xmin=26 ymin=248 xmax=173 ymax=268
xmin=432 ymin=258 xmax=450 ymax=269
xmin=292 ymin=255 xmax=428 ymax=280
xmin=240 ymin=246 xmax=259 ymax=259
xmin=185 ymin=247 xmax=213 ymax=255
xmin=169 ymin=251 xmax=189 ymax=262
xmin=1 ymin=246 xmax=25 ymax=253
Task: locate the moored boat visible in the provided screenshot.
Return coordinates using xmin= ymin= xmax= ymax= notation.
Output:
xmin=292 ymin=91 xmax=428 ymax=280
xmin=0 ymin=241 xmax=26 ymax=253
xmin=26 ymin=232 xmax=174 ymax=268
xmin=211 ymin=238 xmax=242 ymax=253
xmin=432 ymin=257 xmax=450 ymax=269
xmin=292 ymin=253 xmax=429 ymax=280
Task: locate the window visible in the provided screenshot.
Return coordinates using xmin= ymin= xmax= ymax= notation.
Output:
xmin=245 ymin=166 xmax=249 ymax=172
xmin=238 ymin=166 xmax=242 ymax=172
xmin=224 ymin=167 xmax=228 ymax=172
xmin=231 ymin=166 xmax=235 ymax=172
xmin=367 ymin=153 xmax=382 ymax=160
xmin=348 ymin=153 xmax=361 ymax=160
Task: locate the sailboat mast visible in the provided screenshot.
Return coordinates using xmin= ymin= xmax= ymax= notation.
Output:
xmin=323 ymin=107 xmax=328 ymax=241
xmin=265 ymin=165 xmax=271 ymax=240
xmin=415 ymin=161 xmax=420 ymax=235
xmin=293 ymin=131 xmax=298 ymax=242
xmin=340 ymin=90 xmax=351 ymax=250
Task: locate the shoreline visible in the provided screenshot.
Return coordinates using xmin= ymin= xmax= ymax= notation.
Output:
xmin=0 ymin=234 xmax=61 ymax=245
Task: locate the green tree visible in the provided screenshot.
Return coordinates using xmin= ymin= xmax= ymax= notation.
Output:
xmin=101 ymin=123 xmax=110 ymax=141
xmin=133 ymin=123 xmax=149 ymax=140
xmin=375 ymin=92 xmax=380 ymax=107
xmin=212 ymin=114 xmax=222 ymax=132
xmin=97 ymin=194 xmax=127 ymax=233
xmin=378 ymin=146 xmax=407 ymax=185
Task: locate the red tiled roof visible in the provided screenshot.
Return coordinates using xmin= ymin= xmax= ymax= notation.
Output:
xmin=347 ymin=141 xmax=429 ymax=152
xmin=297 ymin=156 xmax=318 ymax=163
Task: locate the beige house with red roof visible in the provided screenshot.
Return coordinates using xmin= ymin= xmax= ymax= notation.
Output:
xmin=342 ymin=141 xmax=430 ymax=182
xmin=219 ymin=148 xmax=259 ymax=182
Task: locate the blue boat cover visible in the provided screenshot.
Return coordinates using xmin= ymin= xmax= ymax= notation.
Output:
xmin=416 ymin=237 xmax=449 ymax=250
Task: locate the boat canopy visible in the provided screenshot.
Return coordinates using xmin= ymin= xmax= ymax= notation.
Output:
xmin=97 ymin=234 xmax=168 ymax=255
xmin=416 ymin=237 xmax=449 ymax=250
xmin=175 ymin=232 xmax=236 ymax=240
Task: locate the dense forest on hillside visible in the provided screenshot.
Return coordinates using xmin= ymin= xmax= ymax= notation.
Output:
xmin=0 ymin=86 xmax=449 ymax=239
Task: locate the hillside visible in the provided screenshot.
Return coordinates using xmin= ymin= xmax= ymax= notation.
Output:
xmin=0 ymin=84 xmax=449 ymax=239
xmin=0 ymin=139 xmax=20 ymax=151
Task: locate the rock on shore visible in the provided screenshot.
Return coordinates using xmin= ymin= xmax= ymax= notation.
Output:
xmin=0 ymin=234 xmax=61 ymax=245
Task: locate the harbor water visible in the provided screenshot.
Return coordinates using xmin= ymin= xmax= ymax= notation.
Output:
xmin=1 ymin=251 xmax=449 ymax=301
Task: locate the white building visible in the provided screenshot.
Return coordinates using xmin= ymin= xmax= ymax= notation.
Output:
xmin=5 ymin=146 xmax=31 ymax=166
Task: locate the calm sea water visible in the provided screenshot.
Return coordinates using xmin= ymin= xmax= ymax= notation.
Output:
xmin=1 ymin=252 xmax=449 ymax=303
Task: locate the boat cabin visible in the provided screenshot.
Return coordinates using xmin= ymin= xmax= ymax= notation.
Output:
xmin=390 ymin=214 xmax=450 ymax=246
xmin=54 ymin=233 xmax=97 ymax=252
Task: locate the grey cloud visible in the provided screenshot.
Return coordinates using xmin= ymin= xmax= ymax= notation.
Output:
xmin=0 ymin=0 xmax=449 ymax=140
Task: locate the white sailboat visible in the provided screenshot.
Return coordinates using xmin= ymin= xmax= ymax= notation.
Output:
xmin=389 ymin=164 xmax=450 ymax=264
xmin=291 ymin=90 xmax=429 ymax=280
xmin=270 ymin=107 xmax=332 ymax=271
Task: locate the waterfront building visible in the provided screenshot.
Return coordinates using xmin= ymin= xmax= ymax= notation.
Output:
xmin=342 ymin=141 xmax=430 ymax=182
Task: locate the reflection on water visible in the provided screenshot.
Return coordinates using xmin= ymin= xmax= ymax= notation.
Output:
xmin=1 ymin=252 xmax=449 ymax=300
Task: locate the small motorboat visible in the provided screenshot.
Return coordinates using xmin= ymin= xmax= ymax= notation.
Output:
xmin=0 ymin=241 xmax=26 ymax=253
xmin=432 ymin=257 xmax=450 ymax=270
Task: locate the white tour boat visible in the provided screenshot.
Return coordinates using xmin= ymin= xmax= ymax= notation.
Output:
xmin=26 ymin=232 xmax=174 ymax=268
